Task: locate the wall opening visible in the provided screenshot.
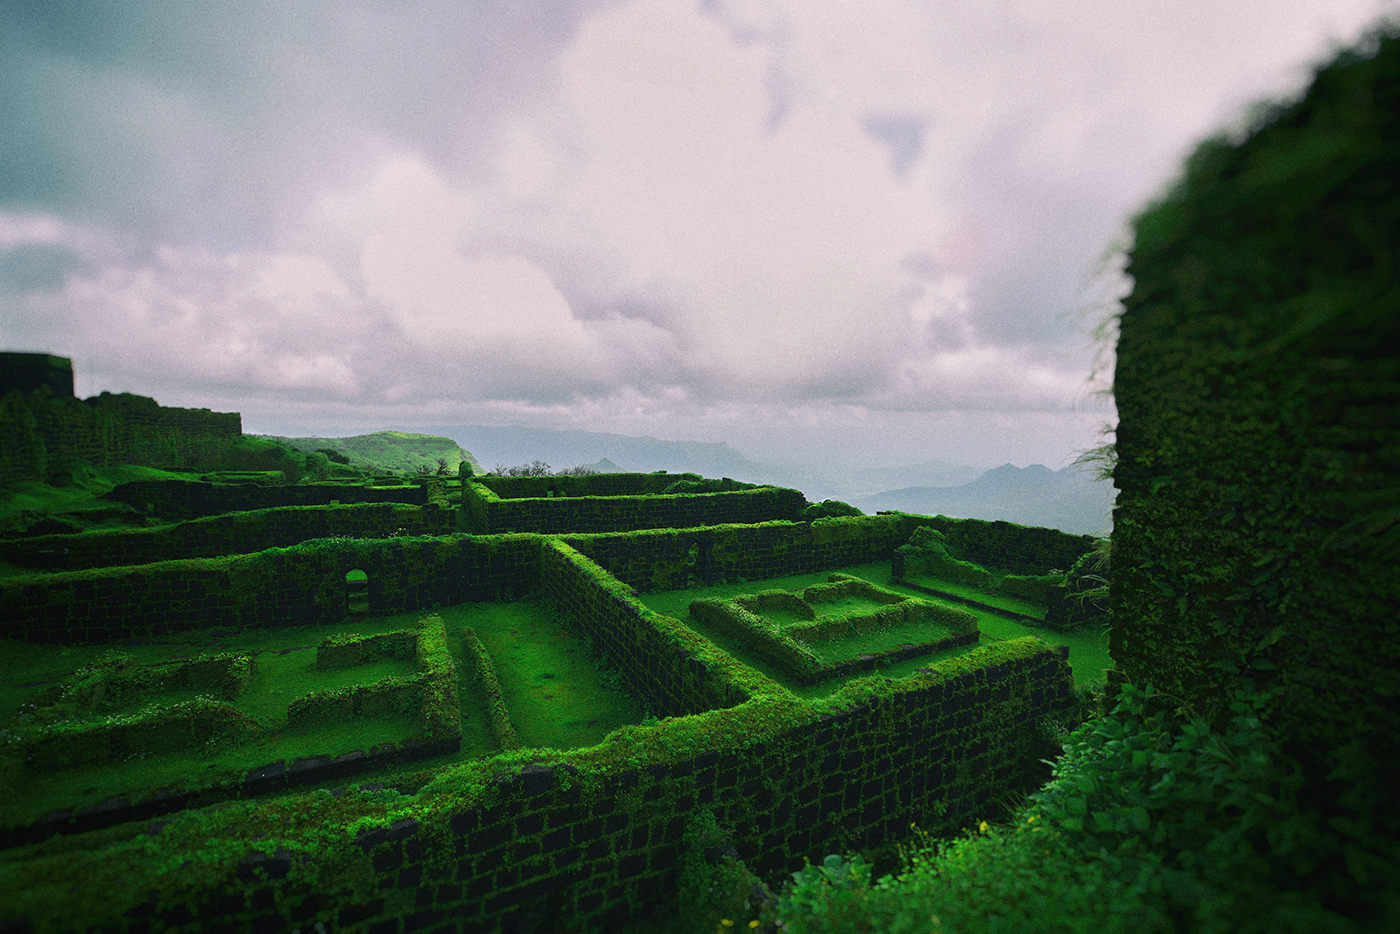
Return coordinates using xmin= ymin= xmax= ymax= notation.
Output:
xmin=346 ymin=569 xmax=369 ymax=616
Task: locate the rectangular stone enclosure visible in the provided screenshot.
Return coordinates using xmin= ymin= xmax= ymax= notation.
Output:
xmin=0 ymin=507 xmax=1079 ymax=933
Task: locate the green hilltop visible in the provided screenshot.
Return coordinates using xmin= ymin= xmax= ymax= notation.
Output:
xmin=265 ymin=431 xmax=480 ymax=476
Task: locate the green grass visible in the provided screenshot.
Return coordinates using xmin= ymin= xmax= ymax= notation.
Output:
xmin=341 ymin=599 xmax=647 ymax=752
xmin=428 ymin=600 xmax=644 ymax=751
xmin=0 ymin=592 xmax=655 ymax=832
xmin=0 ymin=466 xmax=188 ymax=535
xmin=802 ymin=620 xmax=963 ymax=664
xmin=758 ymin=593 xmax=964 ymax=661
xmin=682 ymin=610 xmax=980 ymax=702
xmin=639 ymin=565 xmax=981 ymax=700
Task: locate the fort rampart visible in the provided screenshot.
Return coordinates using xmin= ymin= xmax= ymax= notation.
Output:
xmin=0 ymin=389 xmax=241 ymax=486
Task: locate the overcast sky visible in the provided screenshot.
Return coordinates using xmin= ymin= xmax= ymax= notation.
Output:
xmin=2 ymin=0 xmax=1395 ymax=471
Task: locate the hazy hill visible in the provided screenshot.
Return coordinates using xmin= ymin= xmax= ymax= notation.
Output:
xmin=851 ymin=463 xmax=1114 ymax=536
xmin=268 ymin=432 xmax=480 ymax=475
xmin=415 ymin=425 xmax=767 ymax=479
xmin=414 ymin=425 xmax=985 ymax=498
xmin=781 ymin=460 xmax=987 ymax=503
xmin=405 ymin=423 xmax=1111 ymax=534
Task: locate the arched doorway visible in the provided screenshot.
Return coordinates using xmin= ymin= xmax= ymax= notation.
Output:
xmin=345 ymin=569 xmax=369 ymax=616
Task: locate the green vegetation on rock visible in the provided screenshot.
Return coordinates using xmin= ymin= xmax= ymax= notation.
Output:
xmin=267 ymin=431 xmax=479 ymax=477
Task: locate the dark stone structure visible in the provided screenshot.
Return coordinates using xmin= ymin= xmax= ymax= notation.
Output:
xmin=0 ymin=352 xmax=74 ymax=397
xmin=1111 ymin=24 xmax=1399 ymax=919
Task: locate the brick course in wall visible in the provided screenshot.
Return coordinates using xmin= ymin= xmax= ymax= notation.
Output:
xmin=540 ymin=540 xmax=753 ymax=719
xmin=0 ymin=639 xmax=1071 ymax=932
xmin=565 ymin=513 xmax=930 ymax=591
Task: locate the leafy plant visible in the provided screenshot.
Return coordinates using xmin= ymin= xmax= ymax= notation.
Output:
xmin=777 ymin=853 xmax=874 ymax=924
xmin=769 ymin=680 xmax=1395 ymax=933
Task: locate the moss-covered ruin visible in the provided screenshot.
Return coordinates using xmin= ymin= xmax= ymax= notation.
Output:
xmin=0 ymin=465 xmax=1092 ymax=931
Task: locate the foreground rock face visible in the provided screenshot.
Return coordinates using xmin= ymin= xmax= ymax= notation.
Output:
xmin=1110 ymin=18 xmax=1399 ymax=865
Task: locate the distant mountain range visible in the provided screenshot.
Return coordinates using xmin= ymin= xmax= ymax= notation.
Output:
xmin=849 ymin=463 xmax=1114 ymax=536
xmin=413 ymin=425 xmax=766 ymax=479
xmin=411 ymin=424 xmax=1112 ymax=536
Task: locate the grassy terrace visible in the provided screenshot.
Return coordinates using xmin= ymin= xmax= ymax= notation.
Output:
xmin=0 ymin=538 xmax=1084 ymax=838
xmin=640 ymin=561 xmax=1112 ymax=691
xmin=0 ymin=598 xmax=647 ymax=837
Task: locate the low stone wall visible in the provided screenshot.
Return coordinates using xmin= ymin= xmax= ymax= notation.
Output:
xmin=913 ymin=514 xmax=1097 ymax=576
xmin=0 ymin=635 xmax=1073 ymax=931
xmin=462 ymin=475 xmax=807 ymax=534
xmin=0 ymin=512 xmax=1087 ymax=931
xmin=0 ymin=534 xmax=539 ymax=644
xmin=566 ymin=513 xmax=929 ymax=591
xmin=0 ymin=503 xmax=455 ymax=571
xmin=540 ymin=540 xmax=756 ymax=719
xmin=104 ymin=478 xmax=429 ymax=522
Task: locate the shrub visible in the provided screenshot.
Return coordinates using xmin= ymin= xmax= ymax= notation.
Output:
xmin=767 ymin=681 xmax=1398 ymax=933
xmin=896 ymin=527 xmax=995 ymax=588
xmin=665 ymin=478 xmax=721 ymax=494
xmin=999 ymin=572 xmax=1065 ymax=604
xmin=803 ymin=500 xmax=864 ymax=519
xmin=314 ymin=448 xmax=350 ymax=465
xmin=211 ymin=436 xmax=305 ymax=482
xmin=304 ymin=451 xmax=331 ymax=480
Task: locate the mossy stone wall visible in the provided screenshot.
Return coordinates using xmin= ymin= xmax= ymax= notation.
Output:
xmin=0 ymin=638 xmax=1072 ymax=932
xmin=477 ymin=472 xmax=704 ymax=498
xmin=0 ymin=389 xmax=241 ymax=486
xmin=0 ymin=535 xmax=538 ymax=644
xmin=1110 ymin=27 xmax=1399 ymax=842
xmin=0 ymin=503 xmax=455 ymax=571
xmin=105 ymin=478 xmax=428 ymax=521
xmin=0 ymin=502 xmax=1081 ymax=930
xmin=540 ymin=540 xmax=753 ymax=718
xmin=913 ymin=515 xmax=1096 ymax=575
xmin=567 ymin=514 xmax=926 ymax=591
xmin=461 ymin=476 xmax=806 ymax=534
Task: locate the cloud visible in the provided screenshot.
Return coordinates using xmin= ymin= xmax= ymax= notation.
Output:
xmin=1 ymin=0 xmax=1395 ymax=468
